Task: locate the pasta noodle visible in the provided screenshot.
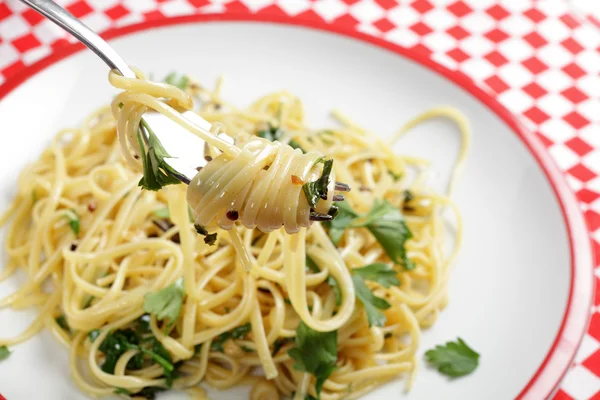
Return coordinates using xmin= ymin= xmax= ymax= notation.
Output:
xmin=0 ymin=69 xmax=469 ymax=400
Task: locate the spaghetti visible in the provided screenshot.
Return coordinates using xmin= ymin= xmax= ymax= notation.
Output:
xmin=0 ymin=70 xmax=469 ymax=400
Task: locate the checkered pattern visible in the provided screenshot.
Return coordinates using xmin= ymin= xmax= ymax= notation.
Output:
xmin=0 ymin=0 xmax=599 ymax=398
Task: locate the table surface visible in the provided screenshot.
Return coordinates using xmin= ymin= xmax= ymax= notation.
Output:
xmin=0 ymin=1 xmax=600 ymax=399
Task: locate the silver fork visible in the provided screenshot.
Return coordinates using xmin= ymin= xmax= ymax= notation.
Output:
xmin=20 ymin=0 xmax=350 ymax=220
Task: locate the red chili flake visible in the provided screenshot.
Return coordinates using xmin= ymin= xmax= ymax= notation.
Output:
xmin=291 ymin=175 xmax=304 ymax=185
xmin=87 ymin=202 xmax=97 ymax=212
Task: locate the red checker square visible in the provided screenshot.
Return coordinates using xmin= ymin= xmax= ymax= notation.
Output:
xmin=51 ymin=38 xmax=70 ymax=51
xmin=524 ymin=8 xmax=546 ymax=23
xmin=536 ymin=132 xmax=554 ymax=148
xmin=188 ymin=0 xmax=210 ymax=7
xmin=0 ymin=3 xmax=11 ymax=22
xmin=484 ymin=28 xmax=509 ymax=43
xmin=447 ymin=26 xmax=469 ymax=40
xmin=341 ymin=0 xmax=361 ymax=4
xmin=144 ymin=10 xmax=165 ymax=21
xmin=562 ymin=62 xmax=586 ymax=79
xmin=569 ymin=164 xmax=596 ymax=182
xmin=560 ymin=14 xmax=580 ymax=29
xmin=523 ymin=32 xmax=547 ymax=49
xmin=552 ymin=389 xmax=574 ymax=400
xmin=334 ymin=14 xmax=360 ymax=29
xmin=563 ymin=111 xmax=590 ymax=129
xmin=155 ymin=0 xmax=170 ymax=2
xmin=410 ymin=22 xmax=433 ymax=36
xmin=446 ymin=1 xmax=472 ymax=18
xmin=522 ymin=82 xmax=547 ymax=99
xmin=375 ymin=0 xmax=398 ymax=10
xmin=561 ymin=86 xmax=587 ymax=104
xmin=411 ymin=43 xmax=432 ymax=57
xmin=11 ymin=33 xmax=41 ymax=53
xmin=66 ymin=0 xmax=93 ymax=18
xmin=296 ymin=9 xmax=326 ymax=23
xmin=1 ymin=60 xmax=25 ymax=78
xmin=566 ymin=137 xmax=593 ymax=156
xmin=374 ymin=18 xmax=395 ymax=33
xmin=583 ymin=348 xmax=600 ymax=376
xmin=411 ymin=0 xmax=433 ymax=14
xmin=590 ymin=390 xmax=600 ymax=400
xmin=105 ymin=5 xmax=129 ymax=20
xmin=486 ymin=4 xmax=509 ymax=21
xmin=484 ymin=50 xmax=508 ymax=67
xmin=484 ymin=75 xmax=509 ymax=94
xmin=446 ymin=48 xmax=469 ymax=63
xmin=591 ymin=15 xmax=600 ymax=29
xmin=225 ymin=1 xmax=250 ymax=12
xmin=523 ymin=106 xmax=550 ymax=124
xmin=596 ymin=275 xmax=600 ymax=306
xmin=522 ymin=56 xmax=548 ymax=74
xmin=561 ymin=37 xmax=584 ymax=55
xmin=594 ymin=241 xmax=600 ymax=267
xmin=576 ymin=187 xmax=598 ymax=203
xmin=586 ymin=210 xmax=600 ymax=231
xmin=22 ymin=8 xmax=44 ymax=26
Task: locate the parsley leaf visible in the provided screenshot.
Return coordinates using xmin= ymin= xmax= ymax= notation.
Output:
xmin=211 ymin=323 xmax=252 ymax=352
xmin=302 ymin=159 xmax=334 ymax=208
xmin=0 ymin=346 xmax=10 ymax=361
xmin=257 ymin=124 xmax=302 ymax=151
xmin=327 ymin=201 xmax=358 ymax=245
xmin=65 ymin=209 xmax=80 ymax=236
xmin=137 ymin=120 xmax=182 ymax=191
xmin=194 ymin=224 xmax=218 ymax=246
xmin=163 ymin=72 xmax=190 ymax=90
xmin=288 ymin=321 xmax=337 ymax=398
xmin=306 ymin=255 xmax=341 ymax=306
xmin=55 ymin=315 xmax=71 ymax=333
xmin=114 ymin=388 xmax=132 ymax=395
xmin=351 ymin=263 xmax=400 ymax=288
xmin=351 ymin=274 xmax=390 ymax=327
xmin=272 ymin=337 xmax=293 ymax=356
xmin=425 ymin=338 xmax=479 ymax=377
xmin=143 ymin=278 xmax=185 ymax=330
xmin=152 ymin=207 xmax=170 ymax=219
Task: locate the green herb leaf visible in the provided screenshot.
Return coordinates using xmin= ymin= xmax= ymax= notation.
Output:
xmin=327 ymin=201 xmax=358 ymax=245
xmin=351 ymin=275 xmax=390 ymax=327
xmin=163 ymin=72 xmax=190 ymax=90
xmin=118 ymin=102 xmax=124 ymax=109
xmin=271 ymin=337 xmax=293 ymax=356
xmin=137 ymin=120 xmax=182 ymax=191
xmin=152 ymin=207 xmax=170 ymax=219
xmin=302 ymin=159 xmax=334 ymax=208
xmin=306 ymin=255 xmax=341 ymax=306
xmin=257 ymin=124 xmax=303 ymax=151
xmin=194 ymin=224 xmax=217 ymax=246
xmin=0 ymin=346 xmax=10 ymax=361
xmin=143 ymin=278 xmax=185 ymax=330
xmin=351 ymin=263 xmax=400 ymax=288
xmin=114 ymin=388 xmax=132 ymax=395
xmin=211 ymin=323 xmax=252 ymax=352
xmin=65 ymin=209 xmax=80 ymax=236
xmin=241 ymin=345 xmax=254 ymax=353
xmin=288 ymin=321 xmax=337 ymax=397
xmin=388 ymin=170 xmax=402 ymax=181
xmin=55 ymin=315 xmax=71 ymax=333
xmin=88 ymin=329 xmax=101 ymax=343
xmin=425 ymin=338 xmax=480 ymax=378
xmin=136 ymin=387 xmax=166 ymax=400
xmin=83 ymin=296 xmax=95 ymax=309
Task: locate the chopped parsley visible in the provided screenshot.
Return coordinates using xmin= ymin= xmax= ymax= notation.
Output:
xmin=271 ymin=337 xmax=293 ymax=356
xmin=257 ymin=124 xmax=302 ymax=151
xmin=288 ymin=322 xmax=337 ymax=398
xmin=425 ymin=338 xmax=480 ymax=378
xmin=152 ymin=207 xmax=170 ymax=219
xmin=0 ymin=346 xmax=10 ymax=361
xmin=64 ymin=209 xmax=80 ymax=236
xmin=327 ymin=200 xmax=414 ymax=270
xmin=114 ymin=388 xmax=132 ymax=395
xmin=143 ymin=278 xmax=185 ymax=331
xmin=303 ymin=159 xmax=334 ymax=208
xmin=194 ymin=224 xmax=218 ymax=246
xmin=55 ymin=315 xmax=71 ymax=333
xmin=351 ymin=274 xmax=390 ymax=327
xmin=351 ymin=263 xmax=400 ymax=288
xmin=137 ymin=120 xmax=182 ymax=191
xmin=163 ymin=72 xmax=190 ymax=90
xmin=306 ymin=255 xmax=341 ymax=306
xmin=211 ymin=323 xmax=252 ymax=353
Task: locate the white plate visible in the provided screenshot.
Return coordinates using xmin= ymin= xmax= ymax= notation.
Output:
xmin=0 ymin=19 xmax=593 ymax=400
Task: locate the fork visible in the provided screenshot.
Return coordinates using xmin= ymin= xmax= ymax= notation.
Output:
xmin=20 ymin=0 xmax=350 ymax=221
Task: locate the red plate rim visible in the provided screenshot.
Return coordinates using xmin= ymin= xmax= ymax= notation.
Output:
xmin=0 ymin=12 xmax=594 ymax=400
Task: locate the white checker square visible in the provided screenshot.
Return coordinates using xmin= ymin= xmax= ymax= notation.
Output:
xmin=573 ymin=24 xmax=600 ymax=50
xmin=115 ymin=13 xmax=144 ymax=28
xmin=559 ymin=365 xmax=600 ymax=399
xmin=240 ymin=0 xmax=273 ymax=12
xmin=460 ymin=35 xmax=494 ymax=57
xmin=537 ymin=17 xmax=572 ymax=43
xmin=459 ymin=58 xmax=496 ymax=81
xmin=356 ymin=23 xmax=380 ymax=37
xmin=422 ymin=8 xmax=456 ymax=32
xmin=578 ymin=102 xmax=600 ymax=124
xmin=497 ymin=38 xmax=534 ymax=62
xmin=580 ymin=124 xmax=600 ymax=148
xmin=21 ymin=45 xmax=52 ymax=65
xmin=499 ymin=14 xmax=535 ymax=37
xmin=349 ymin=0 xmax=384 ymax=23
xmin=539 ymin=118 xmax=577 ymax=143
xmin=536 ymin=0 xmax=570 ymax=17
xmin=80 ymin=12 xmax=112 ymax=34
xmin=385 ymin=27 xmax=419 ymax=48
xmin=386 ymin=5 xmax=420 ymax=27
xmin=586 ymin=176 xmax=600 ymax=195
xmin=422 ymin=31 xmax=456 ymax=53
xmin=583 ymin=150 xmax=600 ymax=175
xmin=313 ymin=0 xmax=348 ymax=22
xmin=0 ymin=15 xmax=30 ymax=41
xmin=565 ymin=172 xmax=584 ymax=192
xmin=159 ymin=0 xmax=196 ymax=16
xmin=537 ymin=44 xmax=574 ymax=68
xmin=576 ymin=50 xmax=600 ymax=74
xmin=86 ymin=0 xmax=120 ymax=10
xmin=277 ymin=0 xmax=311 ymax=16
xmin=550 ymin=144 xmax=581 ymax=170
xmin=123 ymin=0 xmax=157 ymax=14
xmin=497 ymin=89 xmax=535 ymax=114
xmin=497 ymin=63 xmax=534 ymax=88
xmin=578 ymin=74 xmax=600 ymax=98
xmin=0 ymin=44 xmax=18 ymax=70
xmin=459 ymin=11 xmax=495 ymax=34
xmin=537 ymin=69 xmax=573 ymax=93
xmin=199 ymin=3 xmax=226 ymax=13
xmin=537 ymin=93 xmax=575 ymax=118
xmin=431 ymin=52 xmax=458 ymax=70
xmin=32 ymin=20 xmax=68 ymax=45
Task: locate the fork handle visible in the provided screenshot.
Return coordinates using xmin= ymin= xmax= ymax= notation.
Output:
xmin=19 ymin=0 xmax=136 ymax=78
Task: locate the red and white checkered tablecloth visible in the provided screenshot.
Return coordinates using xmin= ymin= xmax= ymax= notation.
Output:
xmin=0 ymin=0 xmax=600 ymax=398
